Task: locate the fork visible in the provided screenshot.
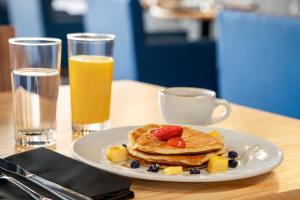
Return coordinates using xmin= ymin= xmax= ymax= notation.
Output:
xmin=0 ymin=171 xmax=52 ymax=200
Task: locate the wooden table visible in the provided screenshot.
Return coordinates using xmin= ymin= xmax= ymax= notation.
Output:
xmin=149 ymin=6 xmax=214 ymax=38
xmin=143 ymin=0 xmax=259 ymax=38
xmin=1 ymin=80 xmax=300 ymax=199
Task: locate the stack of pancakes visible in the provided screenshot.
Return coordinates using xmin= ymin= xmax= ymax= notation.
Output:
xmin=127 ymin=124 xmax=225 ymax=168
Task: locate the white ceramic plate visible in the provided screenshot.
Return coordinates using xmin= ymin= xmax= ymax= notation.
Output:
xmin=71 ymin=125 xmax=283 ymax=182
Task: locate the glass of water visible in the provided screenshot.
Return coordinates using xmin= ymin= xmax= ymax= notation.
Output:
xmin=9 ymin=37 xmax=61 ymax=146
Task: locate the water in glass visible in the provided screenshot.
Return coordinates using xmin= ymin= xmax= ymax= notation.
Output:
xmin=11 ymin=68 xmax=59 ymax=146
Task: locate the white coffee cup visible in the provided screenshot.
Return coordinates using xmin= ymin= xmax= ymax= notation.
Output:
xmin=159 ymin=87 xmax=231 ymax=125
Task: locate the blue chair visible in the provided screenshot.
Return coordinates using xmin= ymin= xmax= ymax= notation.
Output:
xmin=217 ymin=10 xmax=300 ymax=118
xmin=40 ymin=0 xmax=84 ymax=70
xmin=84 ymin=0 xmax=216 ymax=90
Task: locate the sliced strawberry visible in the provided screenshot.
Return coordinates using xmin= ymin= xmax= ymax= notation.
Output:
xmin=150 ymin=126 xmax=183 ymax=141
xmin=167 ymin=137 xmax=186 ymax=148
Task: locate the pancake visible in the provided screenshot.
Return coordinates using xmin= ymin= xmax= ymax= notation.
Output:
xmin=128 ymin=154 xmax=208 ymax=169
xmin=127 ymin=144 xmax=226 ymax=167
xmin=128 ymin=124 xmax=223 ymax=155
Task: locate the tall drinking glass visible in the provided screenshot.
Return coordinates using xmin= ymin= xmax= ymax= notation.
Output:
xmin=67 ymin=33 xmax=115 ymax=132
xmin=9 ymin=38 xmax=61 ymax=146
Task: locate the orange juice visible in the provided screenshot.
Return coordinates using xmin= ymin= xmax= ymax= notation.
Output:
xmin=69 ymin=55 xmax=114 ymax=125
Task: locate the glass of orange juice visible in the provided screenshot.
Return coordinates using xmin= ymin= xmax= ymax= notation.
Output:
xmin=67 ymin=33 xmax=115 ymax=132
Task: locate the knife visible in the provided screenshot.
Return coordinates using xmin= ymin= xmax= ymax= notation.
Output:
xmin=0 ymin=171 xmax=51 ymax=200
xmin=0 ymin=158 xmax=92 ymax=200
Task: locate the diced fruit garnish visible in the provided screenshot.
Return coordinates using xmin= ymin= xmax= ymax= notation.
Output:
xmin=151 ymin=126 xmax=183 ymax=141
xmin=228 ymin=159 xmax=238 ymax=168
xmin=147 ymin=164 xmax=160 ymax=172
xmin=106 ymin=145 xmax=128 ymax=163
xmin=130 ymin=160 xmax=140 ymax=168
xmin=207 ymin=156 xmax=228 ymax=173
xmin=163 ymin=166 xmax=183 ymax=175
xmin=189 ymin=168 xmax=201 ymax=174
xmin=167 ymin=137 xmax=186 ymax=148
xmin=228 ymin=151 xmax=238 ymax=159
xmin=208 ymin=130 xmax=223 ymax=141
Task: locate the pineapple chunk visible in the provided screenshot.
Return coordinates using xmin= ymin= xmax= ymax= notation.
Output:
xmin=209 ymin=130 xmax=223 ymax=142
xmin=106 ymin=145 xmax=128 ymax=162
xmin=163 ymin=166 xmax=183 ymax=175
xmin=207 ymin=156 xmax=228 ymax=174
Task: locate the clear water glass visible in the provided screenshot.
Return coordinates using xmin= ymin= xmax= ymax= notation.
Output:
xmin=9 ymin=37 xmax=61 ymax=146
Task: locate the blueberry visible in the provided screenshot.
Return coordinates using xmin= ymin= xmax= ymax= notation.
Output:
xmin=147 ymin=164 xmax=160 ymax=172
xmin=228 ymin=151 xmax=238 ymax=159
xmin=122 ymin=144 xmax=127 ymax=148
xmin=228 ymin=159 xmax=238 ymax=168
xmin=189 ymin=168 xmax=200 ymax=174
xmin=130 ymin=160 xmax=140 ymax=168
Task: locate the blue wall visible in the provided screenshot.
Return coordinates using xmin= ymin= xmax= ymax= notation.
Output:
xmin=84 ymin=0 xmax=138 ymax=80
xmin=7 ymin=0 xmax=44 ymax=37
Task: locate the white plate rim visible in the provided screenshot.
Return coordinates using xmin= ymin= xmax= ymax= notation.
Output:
xmin=71 ymin=125 xmax=284 ymax=182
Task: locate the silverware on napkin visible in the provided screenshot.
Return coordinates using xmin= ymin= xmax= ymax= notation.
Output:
xmin=0 ymin=171 xmax=51 ymax=200
xmin=0 ymin=158 xmax=92 ymax=200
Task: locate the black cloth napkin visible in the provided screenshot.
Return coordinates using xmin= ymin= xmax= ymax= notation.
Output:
xmin=0 ymin=148 xmax=134 ymax=200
